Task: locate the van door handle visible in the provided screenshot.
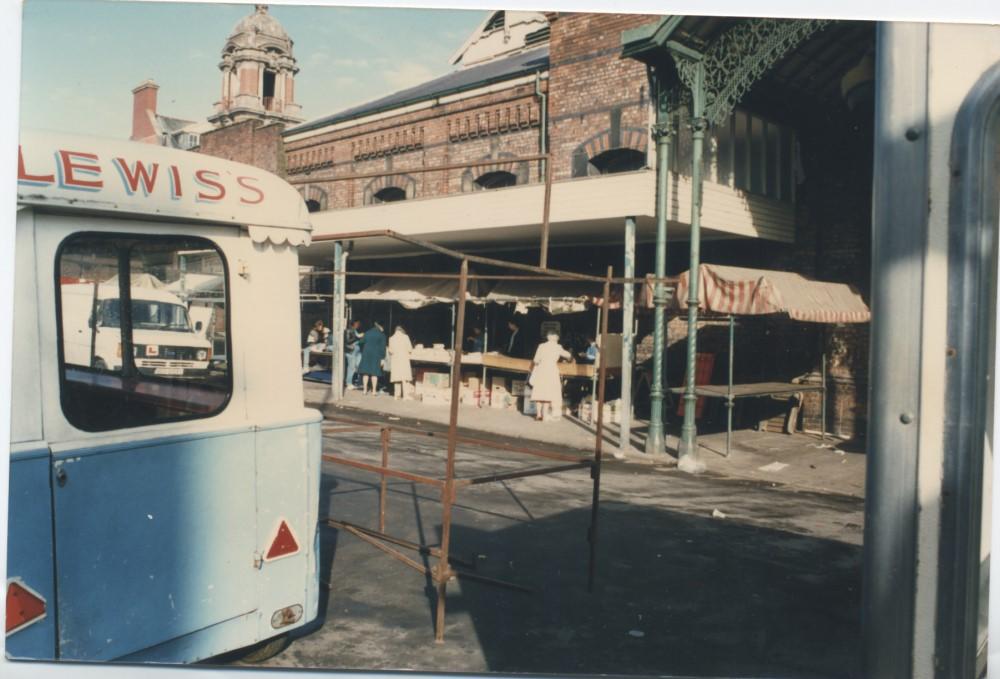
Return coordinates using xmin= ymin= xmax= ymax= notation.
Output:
xmin=55 ymin=468 xmax=68 ymax=487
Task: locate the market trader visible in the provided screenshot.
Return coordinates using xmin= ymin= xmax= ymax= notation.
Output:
xmin=502 ymin=319 xmax=526 ymax=358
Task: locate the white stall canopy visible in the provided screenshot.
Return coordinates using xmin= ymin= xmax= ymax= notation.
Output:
xmin=347 ymin=276 xmax=487 ymax=309
xmin=485 ymin=280 xmax=604 ymax=314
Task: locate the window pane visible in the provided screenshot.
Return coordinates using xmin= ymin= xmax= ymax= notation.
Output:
xmin=750 ymin=115 xmax=765 ymax=195
xmin=59 ymin=238 xmax=122 ymax=374
xmin=766 ymin=121 xmax=780 ymax=199
xmin=715 ymin=114 xmax=733 ymax=187
xmin=733 ymin=110 xmax=749 ymax=190
xmin=780 ymin=127 xmax=794 ymax=202
xmin=57 ymin=233 xmax=231 ymax=431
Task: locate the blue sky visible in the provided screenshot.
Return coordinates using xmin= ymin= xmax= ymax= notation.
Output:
xmin=19 ymin=0 xmax=485 ymax=138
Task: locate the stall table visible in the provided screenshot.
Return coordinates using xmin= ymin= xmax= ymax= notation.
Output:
xmin=669 ymin=379 xmax=826 ymax=457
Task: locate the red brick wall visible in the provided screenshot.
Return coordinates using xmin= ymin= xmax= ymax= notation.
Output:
xmin=547 ymin=13 xmax=658 ymax=179
xmin=285 ymin=82 xmax=545 ymax=208
xmin=130 ymin=83 xmax=158 ymax=142
xmin=196 ymin=119 xmax=286 ymax=175
xmin=283 ymin=13 xmax=659 ymax=208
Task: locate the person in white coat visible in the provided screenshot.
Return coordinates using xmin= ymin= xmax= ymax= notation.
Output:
xmin=388 ymin=325 xmax=414 ymax=400
xmin=529 ymin=332 xmax=571 ymax=422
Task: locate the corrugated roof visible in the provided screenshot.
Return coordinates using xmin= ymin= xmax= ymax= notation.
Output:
xmin=285 ymin=46 xmax=549 ymax=136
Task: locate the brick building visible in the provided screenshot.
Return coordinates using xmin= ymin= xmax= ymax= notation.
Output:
xmin=194 ymin=8 xmax=876 ymax=441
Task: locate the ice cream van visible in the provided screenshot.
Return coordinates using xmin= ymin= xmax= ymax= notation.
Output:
xmin=7 ymin=129 xmax=322 ymax=664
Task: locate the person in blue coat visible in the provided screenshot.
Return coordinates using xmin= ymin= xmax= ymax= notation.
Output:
xmin=358 ymin=321 xmax=387 ymax=395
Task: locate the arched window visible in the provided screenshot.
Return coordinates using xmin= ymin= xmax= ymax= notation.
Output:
xmin=589 ymin=148 xmax=647 ymax=175
xmin=305 ymin=199 xmax=322 ymax=213
xmin=373 ymin=187 xmax=407 ymax=203
xmin=475 ymin=170 xmax=517 ymax=190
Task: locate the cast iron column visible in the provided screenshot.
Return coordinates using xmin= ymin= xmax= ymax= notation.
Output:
xmin=618 ymin=216 xmax=636 ymax=457
xmin=678 ymin=59 xmax=707 ymax=473
xmin=644 ymin=86 xmax=673 ymax=457
xmin=330 ymin=241 xmax=346 ymax=401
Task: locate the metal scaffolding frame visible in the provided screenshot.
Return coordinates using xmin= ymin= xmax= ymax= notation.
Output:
xmin=310 ymin=231 xmax=666 ymax=643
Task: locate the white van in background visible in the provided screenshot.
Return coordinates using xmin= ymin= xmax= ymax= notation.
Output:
xmin=61 ymin=281 xmax=212 ymax=377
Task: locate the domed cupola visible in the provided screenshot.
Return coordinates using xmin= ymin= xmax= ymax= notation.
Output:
xmin=209 ymin=4 xmax=303 ymax=127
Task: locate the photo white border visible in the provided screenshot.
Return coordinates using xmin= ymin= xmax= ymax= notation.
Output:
xmin=4 ymin=1 xmax=1000 ymax=678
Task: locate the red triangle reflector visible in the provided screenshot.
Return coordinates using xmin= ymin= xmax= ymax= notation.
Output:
xmin=265 ymin=520 xmax=300 ymax=561
xmin=6 ymin=580 xmax=46 ymax=634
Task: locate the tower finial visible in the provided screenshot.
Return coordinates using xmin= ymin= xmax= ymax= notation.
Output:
xmin=255 ymin=4 xmax=268 ymax=13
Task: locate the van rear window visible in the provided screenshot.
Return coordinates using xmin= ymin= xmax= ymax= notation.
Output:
xmin=55 ymin=233 xmax=231 ymax=431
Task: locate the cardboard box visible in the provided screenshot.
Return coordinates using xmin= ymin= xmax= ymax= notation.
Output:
xmin=423 ymin=372 xmax=450 ymax=389
xmin=522 ymin=386 xmax=537 ymax=416
xmin=475 ymin=388 xmax=491 ymax=408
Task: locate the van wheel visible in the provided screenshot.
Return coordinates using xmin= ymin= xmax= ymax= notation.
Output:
xmin=236 ymin=634 xmax=291 ymax=663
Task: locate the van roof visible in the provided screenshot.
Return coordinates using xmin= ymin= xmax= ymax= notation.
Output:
xmin=18 ymin=129 xmax=312 ymax=246
xmin=63 ymin=282 xmax=186 ymax=304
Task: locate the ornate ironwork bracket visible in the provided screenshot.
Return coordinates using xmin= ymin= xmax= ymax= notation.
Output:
xmin=699 ymin=18 xmax=832 ymax=124
xmin=660 ymin=18 xmax=831 ymax=125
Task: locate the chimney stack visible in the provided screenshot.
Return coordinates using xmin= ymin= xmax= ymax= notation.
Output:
xmin=131 ymin=80 xmax=159 ymax=142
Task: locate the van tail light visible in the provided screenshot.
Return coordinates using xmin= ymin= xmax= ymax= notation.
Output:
xmin=264 ymin=520 xmax=300 ymax=562
xmin=6 ymin=580 xmax=46 ymax=635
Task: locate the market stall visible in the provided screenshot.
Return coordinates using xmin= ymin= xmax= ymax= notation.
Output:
xmin=666 ymin=263 xmax=871 ymax=456
xmin=321 ymin=274 xmax=623 ymax=414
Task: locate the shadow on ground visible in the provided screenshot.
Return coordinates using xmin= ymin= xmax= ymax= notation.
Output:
xmin=446 ymin=501 xmax=861 ymax=678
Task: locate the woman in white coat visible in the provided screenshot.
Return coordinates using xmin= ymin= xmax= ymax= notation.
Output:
xmin=388 ymin=325 xmax=414 ymax=400
xmin=529 ymin=332 xmax=571 ymax=422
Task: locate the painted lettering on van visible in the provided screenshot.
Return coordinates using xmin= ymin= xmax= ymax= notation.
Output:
xmin=236 ymin=176 xmax=263 ymax=205
xmin=57 ymin=151 xmax=103 ymax=191
xmin=194 ymin=170 xmax=226 ymax=202
xmin=111 ymin=158 xmax=159 ymax=197
xmin=16 ymin=145 xmax=267 ymax=205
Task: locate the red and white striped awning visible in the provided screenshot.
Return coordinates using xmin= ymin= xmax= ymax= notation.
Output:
xmin=674 ymin=264 xmax=870 ymax=323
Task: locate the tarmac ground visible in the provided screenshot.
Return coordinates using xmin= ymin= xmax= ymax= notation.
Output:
xmin=241 ymin=386 xmax=866 ymax=677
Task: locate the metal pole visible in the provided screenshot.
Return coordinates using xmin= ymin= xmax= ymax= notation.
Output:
xmin=678 ymin=58 xmax=707 ymax=474
xmin=435 ymin=258 xmax=468 ymax=643
xmin=821 ymin=351 xmax=827 ymax=441
xmin=540 ymin=155 xmax=553 ymax=268
xmin=481 ymin=304 xmax=488 ymax=406
xmin=620 ymin=216 xmax=636 ymax=457
xmin=450 ymin=304 xmax=456 ymax=350
xmin=726 ymin=314 xmax=734 ymax=458
xmin=379 ymin=427 xmax=390 ymax=533
xmin=588 ymin=265 xmax=612 ymax=592
xmin=590 ymin=307 xmax=601 ymax=408
xmin=645 ymin=80 xmax=673 ymax=457
xmin=331 ymin=241 xmax=346 ymax=400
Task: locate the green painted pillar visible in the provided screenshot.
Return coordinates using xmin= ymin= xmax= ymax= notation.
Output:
xmin=678 ymin=58 xmax=707 ymax=474
xmin=644 ymin=82 xmax=673 ymax=457
xmin=619 ymin=215 xmax=636 ymax=458
xmin=331 ymin=240 xmax=346 ymax=401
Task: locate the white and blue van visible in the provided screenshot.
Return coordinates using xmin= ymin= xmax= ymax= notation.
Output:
xmin=6 ymin=130 xmax=322 ymax=663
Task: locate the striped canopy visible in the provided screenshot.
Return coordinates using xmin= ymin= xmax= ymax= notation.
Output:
xmin=674 ymin=264 xmax=870 ymax=323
